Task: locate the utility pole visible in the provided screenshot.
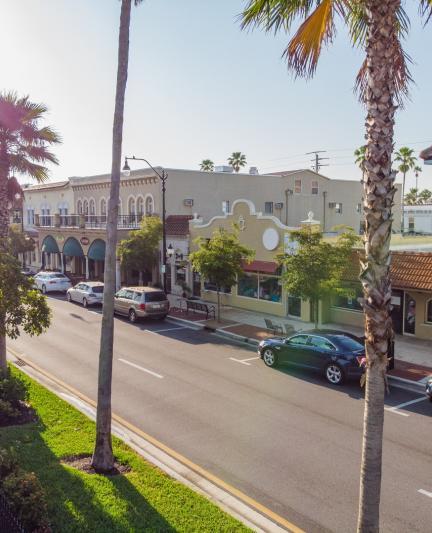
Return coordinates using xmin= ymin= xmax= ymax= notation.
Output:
xmin=306 ymin=150 xmax=329 ymax=172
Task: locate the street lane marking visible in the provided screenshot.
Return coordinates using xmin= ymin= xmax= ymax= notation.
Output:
xmin=229 ymin=356 xmax=260 ymax=366
xmin=385 ymin=396 xmax=427 ymax=417
xmin=118 ymin=358 xmax=164 ymax=379
xmin=418 ymin=489 xmax=432 ymax=498
xmin=384 ymin=408 xmax=409 ymax=417
xmin=9 ymin=349 xmax=305 ymax=533
xmin=240 ymin=356 xmax=260 ymax=362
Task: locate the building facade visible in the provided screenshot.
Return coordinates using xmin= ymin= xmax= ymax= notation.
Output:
xmin=403 ymin=204 xmax=432 ymax=234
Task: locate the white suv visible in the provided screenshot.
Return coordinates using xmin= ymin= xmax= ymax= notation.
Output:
xmin=33 ymin=272 xmax=72 ymax=294
xmin=67 ymin=282 xmax=104 ymax=307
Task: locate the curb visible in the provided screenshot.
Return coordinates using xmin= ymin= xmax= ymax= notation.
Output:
xmin=8 ymin=350 xmax=300 ymax=533
xmin=388 ymin=374 xmax=425 ymax=393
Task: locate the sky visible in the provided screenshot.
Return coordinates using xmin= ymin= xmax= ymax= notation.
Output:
xmin=1 ymin=0 xmax=432 ymax=191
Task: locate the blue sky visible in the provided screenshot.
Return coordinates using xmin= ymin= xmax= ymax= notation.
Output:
xmin=1 ymin=0 xmax=431 ymax=190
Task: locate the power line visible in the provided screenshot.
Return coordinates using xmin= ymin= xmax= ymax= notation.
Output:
xmin=306 ymin=150 xmax=329 ymax=172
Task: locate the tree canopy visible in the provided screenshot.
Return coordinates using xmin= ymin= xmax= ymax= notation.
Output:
xmin=118 ymin=216 xmax=162 ymax=274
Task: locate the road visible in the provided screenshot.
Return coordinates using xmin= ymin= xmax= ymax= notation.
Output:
xmin=9 ymin=296 xmax=432 ymax=532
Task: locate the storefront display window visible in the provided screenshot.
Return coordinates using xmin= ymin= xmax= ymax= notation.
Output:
xmin=288 ymin=295 xmax=301 ymax=317
xmin=238 ymin=271 xmax=281 ymax=302
xmin=332 ymin=286 xmax=363 ymax=311
xmin=238 ymin=273 xmax=258 ymax=299
xmin=259 ymin=275 xmax=281 ymax=302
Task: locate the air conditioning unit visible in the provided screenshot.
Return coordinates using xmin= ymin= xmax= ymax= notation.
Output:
xmin=328 ymin=202 xmax=336 ymax=208
xmin=275 ymin=202 xmax=284 ymax=210
xmin=183 ymin=198 xmax=194 ymax=207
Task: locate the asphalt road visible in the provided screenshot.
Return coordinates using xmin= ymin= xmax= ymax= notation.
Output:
xmin=9 ymin=295 xmax=432 ymax=533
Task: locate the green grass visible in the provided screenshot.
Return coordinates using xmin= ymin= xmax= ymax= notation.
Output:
xmin=0 ymin=367 xmax=249 ymax=532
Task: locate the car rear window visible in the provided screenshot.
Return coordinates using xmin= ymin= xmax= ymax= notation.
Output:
xmin=48 ymin=273 xmax=66 ymax=279
xmin=145 ymin=291 xmax=167 ymax=303
xmin=334 ymin=336 xmax=364 ymax=351
xmin=91 ymin=286 xmax=104 ymax=293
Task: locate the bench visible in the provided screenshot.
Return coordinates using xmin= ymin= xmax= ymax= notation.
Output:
xmin=186 ymin=300 xmax=216 ymax=320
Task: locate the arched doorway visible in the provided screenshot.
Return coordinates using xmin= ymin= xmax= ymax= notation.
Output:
xmin=41 ymin=235 xmax=60 ymax=270
xmin=62 ymin=237 xmax=85 ymax=277
xmin=88 ymin=239 xmax=106 ymax=280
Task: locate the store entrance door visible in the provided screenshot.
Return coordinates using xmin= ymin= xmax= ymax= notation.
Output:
xmin=390 ymin=290 xmax=404 ymax=334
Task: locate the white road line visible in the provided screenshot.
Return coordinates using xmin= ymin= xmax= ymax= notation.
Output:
xmin=240 ymin=356 xmax=260 ymax=362
xmin=145 ymin=326 xmax=187 ymax=334
xmin=384 ymin=407 xmax=410 ymax=417
xmin=389 ymin=397 xmax=427 ymax=410
xmin=418 ymin=489 xmax=432 ymax=498
xmin=118 ymin=358 xmax=164 ymax=379
xmin=229 ymin=356 xmax=260 ymax=366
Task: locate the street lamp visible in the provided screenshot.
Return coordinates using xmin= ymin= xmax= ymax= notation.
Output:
xmin=122 ymin=156 xmax=169 ymax=292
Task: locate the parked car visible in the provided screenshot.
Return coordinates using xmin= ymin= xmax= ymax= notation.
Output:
xmin=33 ymin=272 xmax=72 ymax=294
xmin=426 ymin=376 xmax=432 ymax=402
xmin=258 ymin=329 xmax=365 ymax=385
xmin=67 ymin=282 xmax=104 ymax=307
xmin=21 ymin=267 xmax=37 ymax=277
xmin=114 ymin=287 xmax=169 ymax=322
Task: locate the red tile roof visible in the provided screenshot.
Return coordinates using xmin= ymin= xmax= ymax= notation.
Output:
xmin=344 ymin=251 xmax=432 ymax=291
xmin=166 ymin=215 xmax=193 ymax=236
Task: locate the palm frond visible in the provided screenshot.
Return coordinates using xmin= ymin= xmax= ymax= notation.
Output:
xmin=19 ymin=145 xmax=59 ymax=166
xmin=284 ymin=0 xmax=339 ymax=78
xmin=419 ymin=0 xmax=432 ymax=24
xmin=8 ymin=155 xmax=50 ymax=183
xmin=241 ymin=0 xmax=318 ymax=33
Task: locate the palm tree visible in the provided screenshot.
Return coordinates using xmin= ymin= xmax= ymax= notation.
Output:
xmin=0 ymin=93 xmax=60 ymax=372
xmin=0 ymin=93 xmax=60 ymax=241
xmin=200 ymin=159 xmax=214 ymax=171
xmin=394 ymin=147 xmax=417 ymax=233
xmin=418 ymin=189 xmax=432 ymax=205
xmin=404 ymin=188 xmax=418 ymax=206
xmin=414 ymin=165 xmax=422 ymax=197
xmin=354 ymin=145 xmax=367 ymax=182
xmin=91 ymin=0 xmax=143 ymax=473
xmin=228 ymin=152 xmax=247 ymax=172
xmin=241 ymin=2 xmax=431 ymax=531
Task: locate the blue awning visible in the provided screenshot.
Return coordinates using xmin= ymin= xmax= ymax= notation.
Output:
xmin=41 ymin=235 xmax=60 ymax=254
xmin=63 ymin=237 xmax=84 ymax=257
xmin=88 ymin=239 xmax=106 ymax=261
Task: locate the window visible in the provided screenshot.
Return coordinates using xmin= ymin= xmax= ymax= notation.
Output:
xmin=335 ymin=202 xmax=343 ymax=214
xmin=259 ymin=275 xmax=281 ymax=302
xmin=89 ymin=199 xmax=95 ymax=216
xmin=309 ymin=336 xmax=335 ymax=350
xmin=203 ymin=280 xmax=231 ymax=293
xmin=77 ymin=200 xmax=83 ymax=214
xmin=427 ymin=300 xmax=432 ymax=323
xmin=408 ymin=216 xmax=415 ymax=231
xmin=238 ymin=272 xmax=258 ymax=299
xmin=27 ymin=208 xmax=35 ymax=225
xmin=175 ymin=264 xmax=186 ymax=284
xmin=145 ymin=291 xmax=167 ymax=302
xmin=222 ymin=201 xmax=230 ymax=214
xmin=288 ymin=335 xmax=309 ymax=346
xmin=311 ymin=181 xmax=319 ymax=195
xmin=294 ymin=179 xmax=302 ymax=194
xmin=137 ymin=197 xmax=144 ymax=217
xmin=264 ymin=202 xmax=274 ymax=214
xmin=145 ymin=196 xmax=153 ymax=215
xmin=238 ymin=271 xmax=282 ymax=302
xmin=332 ymin=286 xmax=363 ymax=311
xmin=83 ymin=200 xmax=89 ymax=220
xmin=128 ymin=197 xmax=136 ymax=215
xmin=100 ymin=199 xmax=107 ymax=219
xmin=356 ymin=203 xmax=362 ymax=213
xmin=288 ymin=295 xmax=301 ymax=317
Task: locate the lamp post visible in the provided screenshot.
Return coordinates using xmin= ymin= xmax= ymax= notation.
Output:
xmin=122 ymin=156 xmax=169 ymax=292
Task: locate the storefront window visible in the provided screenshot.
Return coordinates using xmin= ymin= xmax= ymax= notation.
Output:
xmin=259 ymin=275 xmax=281 ymax=302
xmin=204 ymin=279 xmax=231 ymax=293
xmin=175 ymin=264 xmax=186 ymax=284
xmin=288 ymin=295 xmax=301 ymax=317
xmin=332 ymin=286 xmax=363 ymax=311
xmin=238 ymin=273 xmax=258 ymax=299
xmin=404 ymin=294 xmax=416 ymax=334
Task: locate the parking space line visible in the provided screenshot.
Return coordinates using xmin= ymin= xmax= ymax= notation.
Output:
xmin=240 ymin=356 xmax=260 ymax=362
xmin=145 ymin=326 xmax=187 ymax=334
xmin=385 ymin=396 xmax=427 ymax=417
xmin=118 ymin=358 xmax=164 ymax=379
xmin=418 ymin=489 xmax=432 ymax=498
xmin=229 ymin=356 xmax=260 ymax=366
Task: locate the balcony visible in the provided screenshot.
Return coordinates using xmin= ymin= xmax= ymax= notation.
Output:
xmin=36 ymin=214 xmax=146 ymax=230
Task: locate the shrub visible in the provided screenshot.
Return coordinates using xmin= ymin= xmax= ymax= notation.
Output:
xmin=0 ymin=399 xmax=20 ymax=422
xmin=0 ymin=369 xmax=28 ymax=405
xmin=1 ymin=470 xmax=49 ymax=532
xmin=0 ymin=447 xmax=19 ymax=478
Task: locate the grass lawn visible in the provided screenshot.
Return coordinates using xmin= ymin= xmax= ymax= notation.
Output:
xmin=0 ymin=367 xmax=249 ymax=532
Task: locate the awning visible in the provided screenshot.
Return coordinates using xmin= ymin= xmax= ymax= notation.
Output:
xmin=63 ymin=237 xmax=84 ymax=257
xmin=242 ymin=260 xmax=278 ymax=274
xmin=41 ymin=235 xmax=60 ymax=254
xmin=88 ymin=239 xmax=106 ymax=261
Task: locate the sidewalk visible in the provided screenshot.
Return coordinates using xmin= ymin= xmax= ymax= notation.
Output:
xmin=168 ymin=295 xmax=432 ymax=388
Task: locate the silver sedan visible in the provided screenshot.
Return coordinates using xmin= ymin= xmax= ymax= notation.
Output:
xmin=66 ymin=282 xmax=104 ymax=308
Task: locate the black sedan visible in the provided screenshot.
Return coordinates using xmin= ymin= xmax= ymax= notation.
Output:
xmin=258 ymin=329 xmax=365 ymax=385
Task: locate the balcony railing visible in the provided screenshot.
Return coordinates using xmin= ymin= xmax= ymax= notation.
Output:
xmin=36 ymin=213 xmax=146 ymax=230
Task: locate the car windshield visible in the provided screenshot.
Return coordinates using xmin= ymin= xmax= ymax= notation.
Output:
xmin=333 ymin=335 xmax=364 ymax=351
xmin=145 ymin=291 xmax=167 ymax=302
xmin=91 ymin=286 xmax=104 ymax=293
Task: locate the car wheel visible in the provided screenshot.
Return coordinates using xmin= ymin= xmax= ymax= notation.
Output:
xmin=128 ymin=309 xmax=137 ymax=323
xmin=41 ymin=285 xmax=47 ymax=294
xmin=66 ymin=293 xmax=72 ymax=302
xmin=82 ymin=298 xmax=88 ymax=308
xmin=325 ymin=363 xmax=344 ymax=385
xmin=262 ymin=348 xmax=278 ymax=368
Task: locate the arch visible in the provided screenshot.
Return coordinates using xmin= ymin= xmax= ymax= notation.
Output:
xmin=145 ymin=193 xmax=154 ymax=215
xmin=100 ymin=197 xmax=107 ymax=216
xmin=88 ymin=239 xmax=106 ymax=262
xmin=77 ymin=199 xmax=83 ymax=214
xmin=83 ymin=199 xmax=89 ymax=216
xmin=41 ymin=235 xmax=60 ymax=254
xmin=128 ymin=195 xmax=136 ymax=215
xmin=63 ymin=237 xmax=84 ymax=257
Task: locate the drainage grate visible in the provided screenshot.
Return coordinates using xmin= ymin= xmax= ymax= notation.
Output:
xmin=14 ymin=359 xmax=27 ymax=367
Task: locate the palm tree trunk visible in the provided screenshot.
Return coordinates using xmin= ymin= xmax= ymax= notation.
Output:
xmin=357 ymin=1 xmax=399 ymax=531
xmin=91 ymin=0 xmax=132 ymax=472
xmin=217 ymin=289 xmax=221 ymax=322
xmin=0 ymin=145 xmax=10 ymax=372
xmin=0 ymin=314 xmax=7 ymax=373
xmin=401 ymin=171 xmax=406 ymax=233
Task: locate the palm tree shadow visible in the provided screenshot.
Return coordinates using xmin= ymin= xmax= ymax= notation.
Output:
xmin=1 ymin=417 xmax=176 ymax=532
